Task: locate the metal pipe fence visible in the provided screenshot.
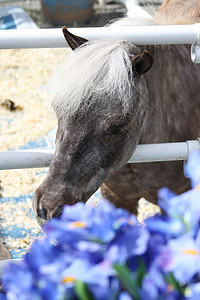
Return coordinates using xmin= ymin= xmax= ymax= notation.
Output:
xmin=0 ymin=24 xmax=200 ymax=48
xmin=0 ymin=140 xmax=200 ymax=170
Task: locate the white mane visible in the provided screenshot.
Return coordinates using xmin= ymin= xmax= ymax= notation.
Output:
xmin=49 ymin=17 xmax=155 ymax=120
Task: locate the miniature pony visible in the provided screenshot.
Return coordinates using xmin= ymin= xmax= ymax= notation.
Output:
xmin=33 ymin=0 xmax=200 ymax=224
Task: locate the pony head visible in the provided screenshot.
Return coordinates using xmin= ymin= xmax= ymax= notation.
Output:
xmin=33 ymin=27 xmax=153 ymax=225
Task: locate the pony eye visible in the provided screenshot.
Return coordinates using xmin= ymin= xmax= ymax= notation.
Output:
xmin=102 ymin=115 xmax=130 ymax=139
xmin=110 ymin=124 xmax=125 ymax=135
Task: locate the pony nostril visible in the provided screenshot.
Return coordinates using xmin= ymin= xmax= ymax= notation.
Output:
xmin=37 ymin=208 xmax=48 ymax=220
xmin=52 ymin=206 xmax=63 ymax=219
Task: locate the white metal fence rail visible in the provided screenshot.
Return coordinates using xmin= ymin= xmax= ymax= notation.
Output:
xmin=0 ymin=140 xmax=200 ymax=170
xmin=0 ymin=24 xmax=199 ymax=47
xmin=0 ymin=24 xmax=200 ymax=61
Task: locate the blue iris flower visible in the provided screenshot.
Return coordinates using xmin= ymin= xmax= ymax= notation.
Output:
xmin=158 ymin=234 xmax=200 ymax=284
xmin=106 ymin=225 xmax=149 ymax=264
xmin=184 ymin=150 xmax=200 ymax=188
xmin=118 ymin=291 xmax=132 ymax=300
xmin=3 ymin=151 xmax=200 ymax=300
xmin=187 ymin=283 xmax=200 ymax=300
xmin=145 ymin=214 xmax=185 ymax=237
xmin=140 ymin=265 xmax=168 ymax=300
xmin=158 ymin=188 xmax=200 ymax=234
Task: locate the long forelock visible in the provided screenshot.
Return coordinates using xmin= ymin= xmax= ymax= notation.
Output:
xmin=49 ymin=6 xmax=193 ymax=120
xmin=50 ymin=40 xmax=137 ymax=119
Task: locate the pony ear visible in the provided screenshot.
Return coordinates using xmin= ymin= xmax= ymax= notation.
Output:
xmin=131 ymin=50 xmax=153 ymax=76
xmin=62 ymin=27 xmax=88 ymax=50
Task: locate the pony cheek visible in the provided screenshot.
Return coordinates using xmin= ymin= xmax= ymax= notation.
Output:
xmin=101 ymin=137 xmax=135 ymax=171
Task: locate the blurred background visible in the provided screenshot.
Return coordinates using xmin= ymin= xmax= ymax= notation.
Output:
xmin=0 ymin=0 xmax=162 ymax=28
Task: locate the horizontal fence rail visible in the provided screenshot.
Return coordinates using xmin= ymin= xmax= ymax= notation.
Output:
xmin=1 ymin=140 xmax=200 ymax=170
xmin=0 ymin=24 xmax=200 ymax=49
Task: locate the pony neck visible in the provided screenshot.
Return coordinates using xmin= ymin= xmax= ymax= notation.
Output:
xmin=140 ymin=43 xmax=200 ymax=144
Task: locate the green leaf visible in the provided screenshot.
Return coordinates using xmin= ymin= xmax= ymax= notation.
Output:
xmin=137 ymin=259 xmax=147 ymax=286
xmin=114 ymin=264 xmax=140 ymax=300
xmin=165 ymin=272 xmax=185 ymax=294
xmin=74 ymin=280 xmax=95 ymax=300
